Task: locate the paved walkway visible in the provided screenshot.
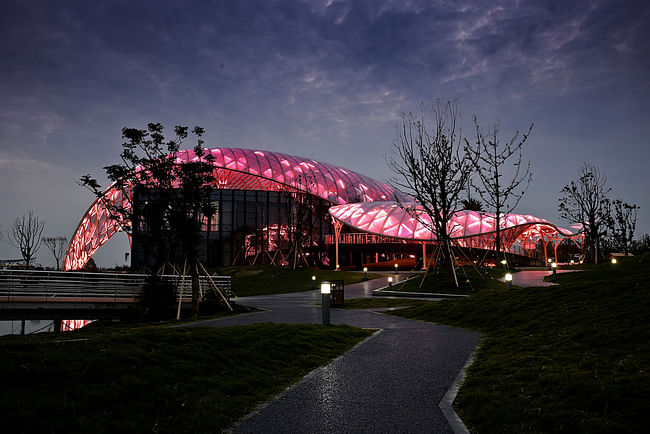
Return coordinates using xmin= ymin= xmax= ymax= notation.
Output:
xmin=499 ymin=269 xmax=579 ymax=287
xmin=190 ymin=275 xmax=480 ymax=433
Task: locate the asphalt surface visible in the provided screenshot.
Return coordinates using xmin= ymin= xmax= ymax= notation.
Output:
xmin=498 ymin=269 xmax=580 ymax=287
xmin=190 ymin=275 xmax=481 ymax=433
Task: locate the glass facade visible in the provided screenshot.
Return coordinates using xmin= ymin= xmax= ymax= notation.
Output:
xmin=132 ymin=189 xmax=333 ymax=268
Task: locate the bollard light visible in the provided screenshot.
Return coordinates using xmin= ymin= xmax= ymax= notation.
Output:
xmin=388 ymin=276 xmax=393 ymax=289
xmin=551 ymin=262 xmax=557 ymax=280
xmin=611 ymin=258 xmax=617 ymax=264
xmin=320 ymin=282 xmax=331 ymax=294
xmin=335 ymin=264 xmax=340 ymax=271
xmin=320 ymin=282 xmax=331 ymax=326
xmin=500 ymin=259 xmax=507 ymax=271
xmin=394 ymin=263 xmax=399 ymax=274
xmin=363 ymin=266 xmax=368 ymax=280
xmin=505 ymin=272 xmax=513 ymax=290
xmin=311 ymin=275 xmax=316 ymax=289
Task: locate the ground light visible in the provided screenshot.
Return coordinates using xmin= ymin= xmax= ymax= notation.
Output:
xmin=551 ymin=262 xmax=557 ymax=280
xmin=388 ymin=276 xmax=393 ymax=289
xmin=311 ymin=275 xmax=316 ymax=289
xmin=505 ymin=272 xmax=513 ymax=290
xmin=363 ymin=267 xmax=368 ymax=280
xmin=320 ymin=282 xmax=331 ymax=326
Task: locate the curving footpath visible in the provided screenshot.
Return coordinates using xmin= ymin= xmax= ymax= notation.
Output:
xmin=190 ymin=276 xmax=480 ymax=433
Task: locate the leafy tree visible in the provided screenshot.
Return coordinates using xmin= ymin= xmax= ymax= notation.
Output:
xmin=81 ymin=123 xmax=216 ymax=318
xmin=7 ymin=211 xmax=44 ymax=267
xmin=558 ymin=163 xmax=610 ymax=264
xmin=604 ymin=199 xmax=638 ymax=256
xmin=460 ymin=197 xmax=484 ymax=212
xmin=43 ymin=236 xmax=68 ymax=270
xmin=389 ymin=100 xmax=474 ymax=285
xmin=631 ymin=234 xmax=650 ymax=255
xmin=469 ymin=119 xmax=533 ymax=265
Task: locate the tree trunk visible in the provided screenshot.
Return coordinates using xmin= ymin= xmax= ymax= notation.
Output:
xmin=190 ymin=257 xmax=201 ymax=318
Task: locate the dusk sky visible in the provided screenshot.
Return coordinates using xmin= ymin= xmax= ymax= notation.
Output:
xmin=1 ymin=0 xmax=648 ymax=268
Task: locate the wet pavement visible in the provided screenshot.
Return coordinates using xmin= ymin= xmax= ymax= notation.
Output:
xmin=190 ymin=274 xmax=480 ymax=433
xmin=499 ymin=269 xmax=579 ymax=287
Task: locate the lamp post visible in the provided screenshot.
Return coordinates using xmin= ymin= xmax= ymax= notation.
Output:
xmin=394 ymin=263 xmax=399 ymax=274
xmin=311 ymin=275 xmax=316 ymax=290
xmin=388 ymin=276 xmax=393 ymax=289
xmin=505 ymin=272 xmax=513 ymax=290
xmin=320 ymin=282 xmax=331 ymax=326
xmin=551 ymin=262 xmax=557 ymax=280
xmin=363 ymin=267 xmax=368 ymax=280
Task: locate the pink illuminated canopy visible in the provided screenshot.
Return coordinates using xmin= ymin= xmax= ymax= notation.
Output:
xmin=328 ymin=201 xmax=581 ymax=248
xmin=64 ymin=147 xmax=406 ymax=270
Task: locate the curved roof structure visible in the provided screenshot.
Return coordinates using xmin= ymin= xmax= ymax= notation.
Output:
xmin=64 ymin=147 xmax=406 ymax=270
xmin=329 ymin=201 xmax=581 ymax=251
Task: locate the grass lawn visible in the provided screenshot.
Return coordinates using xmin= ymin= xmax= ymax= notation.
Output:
xmin=210 ymin=265 xmax=377 ymax=297
xmin=0 ymin=322 xmax=373 ymax=433
xmin=386 ymin=255 xmax=650 ymax=433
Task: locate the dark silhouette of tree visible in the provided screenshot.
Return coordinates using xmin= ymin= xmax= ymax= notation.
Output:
xmin=460 ymin=198 xmax=484 ymax=212
xmin=7 ymin=211 xmax=44 ymax=267
xmin=80 ymin=123 xmax=215 ymax=318
xmin=43 ymin=236 xmax=68 ymax=270
xmin=604 ymin=199 xmax=638 ymax=256
xmin=631 ymin=234 xmax=650 ymax=255
xmin=559 ymin=163 xmax=609 ymax=264
xmin=280 ymin=174 xmax=317 ymax=270
xmin=469 ymin=119 xmax=533 ymax=264
xmin=389 ymin=100 xmax=474 ymax=284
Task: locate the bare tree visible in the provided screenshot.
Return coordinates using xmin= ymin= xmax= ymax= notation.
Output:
xmin=558 ymin=163 xmax=610 ymax=264
xmin=604 ymin=199 xmax=638 ymax=256
xmin=43 ymin=236 xmax=68 ymax=270
xmin=7 ymin=211 xmax=45 ymax=267
xmin=469 ymin=119 xmax=533 ymax=264
xmin=281 ymin=174 xmax=318 ymax=270
xmin=389 ymin=100 xmax=474 ymax=283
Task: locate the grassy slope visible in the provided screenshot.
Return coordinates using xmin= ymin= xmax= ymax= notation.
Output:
xmin=211 ymin=265 xmax=374 ymax=297
xmin=388 ymin=256 xmax=650 ymax=433
xmin=0 ymin=323 xmax=372 ymax=433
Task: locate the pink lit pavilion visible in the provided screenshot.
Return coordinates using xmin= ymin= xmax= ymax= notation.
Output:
xmin=64 ymin=147 xmax=582 ymax=270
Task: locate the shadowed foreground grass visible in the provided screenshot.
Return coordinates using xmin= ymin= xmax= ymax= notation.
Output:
xmin=0 ymin=323 xmax=372 ymax=433
xmin=211 ymin=265 xmax=375 ymax=297
xmin=388 ymin=256 xmax=650 ymax=433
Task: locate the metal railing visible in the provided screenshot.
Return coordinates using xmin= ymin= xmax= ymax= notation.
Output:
xmin=325 ymin=233 xmax=409 ymax=245
xmin=0 ymin=270 xmax=231 ymax=303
